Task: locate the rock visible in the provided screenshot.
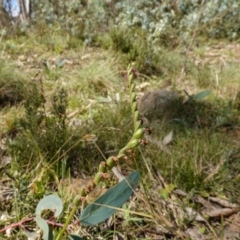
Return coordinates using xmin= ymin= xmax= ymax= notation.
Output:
xmin=138 ymin=89 xmax=179 ymax=120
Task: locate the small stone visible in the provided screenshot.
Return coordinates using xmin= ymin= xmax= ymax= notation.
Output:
xmin=138 ymin=89 xmax=179 ymax=120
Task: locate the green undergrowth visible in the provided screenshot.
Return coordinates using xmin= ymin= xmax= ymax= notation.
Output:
xmin=8 ymin=85 xmax=73 ymax=178
xmin=66 ymin=101 xmax=133 ymax=176
xmin=97 ymin=26 xmax=167 ymax=75
xmin=6 ymin=83 xmax=133 ymax=179
xmin=0 ymin=60 xmax=29 ymax=106
xmin=1 ymin=21 xmax=240 ymax=238
xmin=97 ymin=25 xmax=229 ymax=95
xmin=140 ymin=94 xmax=240 ymax=203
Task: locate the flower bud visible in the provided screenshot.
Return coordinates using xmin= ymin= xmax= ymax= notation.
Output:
xmin=131 ymin=92 xmax=137 ymax=103
xmin=126 ymin=139 xmax=140 ymax=149
xmin=127 ymin=67 xmax=133 ymax=77
xmin=119 ymin=147 xmax=127 ymax=155
xmin=128 ymin=74 xmax=133 ymax=83
xmin=98 ymin=162 xmax=107 ymax=173
xmin=133 ymin=128 xmax=144 ymax=139
xmin=134 ymin=120 xmax=142 ymax=132
xmin=94 ymin=172 xmax=103 ymax=184
xmin=79 ymin=187 xmax=86 ymax=197
xmin=73 ymin=195 xmax=82 ymax=206
xmin=134 ymin=110 xmax=139 ymax=121
xmin=106 ymin=157 xmax=116 ymax=168
xmin=132 ymin=101 xmax=137 ymax=111
xmin=130 ymin=83 xmax=136 ymax=93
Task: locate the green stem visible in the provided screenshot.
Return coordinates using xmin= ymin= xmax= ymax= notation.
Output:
xmin=56 ymin=204 xmax=78 ymax=240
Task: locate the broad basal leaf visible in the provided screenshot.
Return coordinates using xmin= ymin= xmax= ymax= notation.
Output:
xmin=193 ymin=90 xmax=211 ymax=100
xmin=34 ymin=216 xmax=53 ymax=240
xmin=35 ymin=195 xmax=62 ymax=240
xmin=80 ymin=171 xmax=140 ymax=225
xmin=35 ymin=194 xmax=63 ymax=217
xmin=69 ymin=234 xmax=83 ymax=240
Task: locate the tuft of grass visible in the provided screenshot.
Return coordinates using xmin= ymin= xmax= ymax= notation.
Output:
xmin=67 ymin=101 xmax=133 ymax=176
xmin=98 ymin=26 xmax=160 ymax=75
xmin=0 ymin=61 xmax=29 ymax=106
xmin=7 ymin=85 xmax=76 ymax=178
xmin=171 ymin=130 xmax=229 ymax=192
xmin=139 ymin=89 xmax=240 ymax=200
xmin=142 ymin=123 xmax=234 ymax=195
xmin=58 ymin=50 xmax=124 ymax=111
xmin=218 ymin=63 xmax=240 ymax=97
xmin=74 ymin=58 xmax=120 ymax=95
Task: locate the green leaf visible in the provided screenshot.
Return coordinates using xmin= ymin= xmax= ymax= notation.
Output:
xmin=193 ymin=90 xmax=211 ymax=100
xmin=43 ymin=60 xmax=51 ymax=70
xmin=80 ymin=171 xmax=140 ymax=225
xmin=55 ymin=59 xmax=66 ymax=68
xmin=34 ymin=216 xmax=53 ymax=240
xmin=35 ymin=194 xmax=63 ymax=217
xmin=69 ymin=235 xmax=83 ymax=240
xmin=35 ymin=195 xmax=62 ymax=240
xmin=158 ymin=188 xmax=169 ymax=199
xmin=158 ymin=184 xmax=175 ymax=199
xmin=96 ymin=96 xmax=112 ymax=103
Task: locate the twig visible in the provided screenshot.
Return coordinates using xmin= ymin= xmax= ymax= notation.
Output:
xmin=0 ymin=217 xmax=68 ymax=234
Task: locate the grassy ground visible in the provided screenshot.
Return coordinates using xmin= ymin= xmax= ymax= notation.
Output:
xmin=0 ymin=25 xmax=240 ymax=239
